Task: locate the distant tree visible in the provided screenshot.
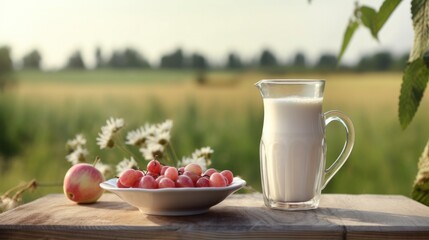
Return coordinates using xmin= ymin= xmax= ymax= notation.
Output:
xmin=160 ymin=48 xmax=185 ymax=68
xmin=65 ymin=50 xmax=86 ymax=69
xmin=316 ymin=53 xmax=337 ymax=70
xmin=123 ymin=48 xmax=150 ymax=68
xmin=226 ymin=52 xmax=242 ymax=69
xmin=293 ymin=52 xmax=306 ymax=68
xmin=356 ymin=51 xmax=396 ymax=72
xmin=22 ymin=49 xmax=42 ymax=69
xmin=259 ymin=49 xmax=278 ymax=67
xmin=107 ymin=51 xmax=124 ymax=68
xmin=190 ymin=53 xmax=208 ymax=70
xmin=392 ymin=53 xmax=409 ymax=71
xmin=372 ymin=51 xmax=393 ymax=71
xmin=107 ymin=48 xmax=150 ymax=69
xmin=356 ymin=55 xmax=373 ymax=72
xmin=0 ymin=47 xmax=13 ymax=74
xmin=0 ymin=46 xmax=13 ymax=90
xmin=95 ymin=47 xmax=104 ymax=68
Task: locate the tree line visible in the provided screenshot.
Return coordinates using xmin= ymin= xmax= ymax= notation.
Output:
xmin=1 ymin=45 xmax=408 ymax=73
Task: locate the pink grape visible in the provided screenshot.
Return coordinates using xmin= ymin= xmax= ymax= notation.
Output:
xmin=175 ymin=175 xmax=194 ymax=188
xmin=164 ymin=167 xmax=179 ymax=181
xmin=119 ymin=169 xmax=143 ymax=187
xmin=185 ymin=163 xmax=203 ymax=176
xmin=209 ymin=173 xmax=227 ymax=187
xmin=117 ymin=180 xmax=128 ymax=188
xmin=160 ymin=166 xmax=169 ymax=175
xmin=203 ymin=168 xmax=218 ymax=177
xmin=183 ymin=171 xmax=200 ymax=184
xmin=221 ymin=170 xmax=234 ymax=185
xmin=138 ymin=175 xmax=158 ymax=189
xmin=147 ymin=160 xmax=162 ymax=174
xmin=120 ymin=162 xmax=237 ymax=189
xmin=146 ymin=171 xmax=159 ymax=179
xmin=155 ymin=176 xmax=165 ymax=185
xmin=158 ymin=177 xmax=175 ymax=188
xmin=196 ymin=177 xmax=210 ymax=187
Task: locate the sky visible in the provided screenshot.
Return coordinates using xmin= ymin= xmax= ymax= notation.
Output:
xmin=0 ymin=0 xmax=414 ymax=69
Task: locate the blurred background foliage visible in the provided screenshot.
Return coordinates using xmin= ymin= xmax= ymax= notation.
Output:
xmin=0 ymin=0 xmax=427 ymax=205
xmin=0 ymin=44 xmax=427 ymax=203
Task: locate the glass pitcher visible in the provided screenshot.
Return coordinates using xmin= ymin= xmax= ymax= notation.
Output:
xmin=255 ymin=79 xmax=355 ymax=210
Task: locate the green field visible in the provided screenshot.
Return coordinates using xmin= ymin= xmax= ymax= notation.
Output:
xmin=1 ymin=69 xmax=428 ymax=203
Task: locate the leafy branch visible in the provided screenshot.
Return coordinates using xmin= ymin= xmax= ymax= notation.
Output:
xmin=338 ymin=0 xmax=402 ymax=62
xmin=400 ymin=0 xmax=429 ymax=129
xmin=338 ymin=0 xmax=429 ymax=206
xmin=338 ymin=0 xmax=429 ymax=129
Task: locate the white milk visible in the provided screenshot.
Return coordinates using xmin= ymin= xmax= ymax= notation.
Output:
xmin=261 ymin=97 xmax=325 ymax=202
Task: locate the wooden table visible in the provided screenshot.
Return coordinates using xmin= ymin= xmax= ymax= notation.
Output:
xmin=1 ymin=193 xmax=429 ymax=239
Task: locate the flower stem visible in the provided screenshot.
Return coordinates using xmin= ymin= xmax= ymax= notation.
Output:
xmin=114 ymin=135 xmax=138 ymax=160
xmin=12 ymin=179 xmax=37 ymax=200
xmin=1 ymin=182 xmax=26 ymax=199
xmin=168 ymin=142 xmax=180 ymax=164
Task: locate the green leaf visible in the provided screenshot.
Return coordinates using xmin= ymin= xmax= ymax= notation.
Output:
xmin=421 ymin=180 xmax=429 ymax=191
xmin=359 ymin=0 xmax=402 ymax=39
xmin=409 ymin=0 xmax=429 ymax=62
xmin=338 ymin=0 xmax=402 ymax=63
xmin=412 ymin=188 xmax=429 ymax=206
xmin=376 ymin=0 xmax=403 ymax=33
xmin=360 ymin=6 xmax=378 ymax=39
xmin=399 ymin=58 xmax=429 ymax=129
xmin=412 ymin=140 xmax=429 ymax=206
xmin=338 ymin=20 xmax=359 ymax=63
xmin=424 ymin=50 xmax=429 ymax=67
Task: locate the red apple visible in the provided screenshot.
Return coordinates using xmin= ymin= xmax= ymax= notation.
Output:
xmin=63 ymin=163 xmax=104 ymax=204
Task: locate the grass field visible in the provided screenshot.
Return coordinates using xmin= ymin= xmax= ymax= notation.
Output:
xmin=1 ymin=69 xmax=428 ymax=203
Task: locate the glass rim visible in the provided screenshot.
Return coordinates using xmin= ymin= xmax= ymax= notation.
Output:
xmin=256 ymin=79 xmax=325 ymax=85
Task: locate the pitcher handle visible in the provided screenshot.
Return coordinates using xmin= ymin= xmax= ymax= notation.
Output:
xmin=322 ymin=110 xmax=355 ymax=190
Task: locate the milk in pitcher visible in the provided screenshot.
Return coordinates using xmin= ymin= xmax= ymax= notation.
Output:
xmin=260 ymin=97 xmax=325 ymax=202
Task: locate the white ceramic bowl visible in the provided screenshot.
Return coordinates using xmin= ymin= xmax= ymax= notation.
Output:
xmin=100 ymin=177 xmax=246 ymax=216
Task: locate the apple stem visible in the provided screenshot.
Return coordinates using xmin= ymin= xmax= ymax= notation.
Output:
xmin=93 ymin=156 xmax=101 ymax=167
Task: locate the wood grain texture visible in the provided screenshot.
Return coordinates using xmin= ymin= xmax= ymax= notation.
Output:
xmin=0 ymin=193 xmax=428 ymax=239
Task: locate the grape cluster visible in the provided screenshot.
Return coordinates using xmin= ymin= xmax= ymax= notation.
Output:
xmin=117 ymin=160 xmax=234 ymax=189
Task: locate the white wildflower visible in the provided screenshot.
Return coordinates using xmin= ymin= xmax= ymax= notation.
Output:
xmin=96 ymin=129 xmax=114 ymax=149
xmin=126 ymin=127 xmax=148 ymax=147
xmin=150 ymin=131 xmax=171 ymax=146
xmin=66 ymin=134 xmax=87 ymax=153
xmin=116 ymin=157 xmax=139 ymax=177
xmin=191 ymin=147 xmax=213 ymax=166
xmin=144 ymin=123 xmax=157 ymax=137
xmin=140 ymin=143 xmax=164 ymax=160
xmin=177 ymin=156 xmax=193 ymax=167
xmin=103 ymin=117 xmax=125 ymax=133
xmin=157 ymin=119 xmax=173 ymax=133
xmin=94 ymin=161 xmax=112 ymax=177
xmin=66 ymin=146 xmax=89 ymax=165
xmin=96 ymin=117 xmax=124 ymax=149
xmin=192 ymin=146 xmax=214 ymax=159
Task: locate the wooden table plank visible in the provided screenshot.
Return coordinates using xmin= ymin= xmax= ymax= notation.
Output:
xmin=318 ymin=194 xmax=429 ymax=239
xmin=0 ymin=193 xmax=428 ymax=239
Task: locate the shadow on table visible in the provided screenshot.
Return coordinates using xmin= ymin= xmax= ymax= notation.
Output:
xmin=145 ymin=205 xmax=429 ymax=230
xmin=78 ymin=200 xmax=136 ymax=212
xmin=316 ymin=207 xmax=429 ymax=228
